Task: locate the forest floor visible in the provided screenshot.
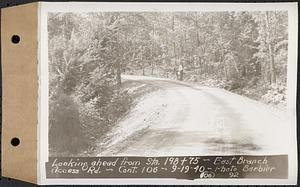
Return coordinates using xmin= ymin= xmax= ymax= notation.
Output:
xmin=94 ymin=75 xmax=289 ymax=156
xmin=183 ymin=74 xmax=287 ymax=108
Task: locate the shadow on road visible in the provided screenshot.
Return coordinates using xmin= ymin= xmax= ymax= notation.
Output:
xmin=201 ymin=90 xmax=262 ymax=154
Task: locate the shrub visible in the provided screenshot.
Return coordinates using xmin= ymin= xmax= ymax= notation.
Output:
xmin=49 ymin=93 xmax=88 ymax=154
xmin=261 ymin=84 xmax=286 ymax=105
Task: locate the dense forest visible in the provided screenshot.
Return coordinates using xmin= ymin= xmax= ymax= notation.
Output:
xmin=48 ymin=11 xmax=288 ymax=155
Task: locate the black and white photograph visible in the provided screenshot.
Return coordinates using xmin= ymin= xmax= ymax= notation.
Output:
xmin=48 ymin=9 xmax=290 ymax=156
xmin=38 ymin=2 xmax=298 ymax=185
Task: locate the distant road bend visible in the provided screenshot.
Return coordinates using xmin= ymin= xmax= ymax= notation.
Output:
xmin=97 ymin=75 xmax=289 ymax=156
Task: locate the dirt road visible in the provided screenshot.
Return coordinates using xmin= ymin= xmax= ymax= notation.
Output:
xmin=97 ymin=75 xmax=289 ymax=156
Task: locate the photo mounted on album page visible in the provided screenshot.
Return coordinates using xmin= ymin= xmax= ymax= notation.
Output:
xmin=36 ymin=2 xmax=298 ymax=185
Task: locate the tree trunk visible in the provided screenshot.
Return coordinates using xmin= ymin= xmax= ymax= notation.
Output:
xmin=268 ymin=44 xmax=276 ymax=84
xmin=172 ymin=15 xmax=175 ymax=31
xmin=151 ymin=44 xmax=154 ymax=75
xmin=172 ymin=15 xmax=176 ymax=59
xmin=116 ymin=60 xmax=122 ymax=86
xmin=204 ymin=61 xmax=208 ymax=78
xmin=265 ymin=12 xmax=276 ymax=84
xmin=142 ymin=60 xmax=145 ymax=76
xmin=224 ymin=65 xmax=228 ymax=80
xmin=151 ymin=63 xmax=154 ymax=75
xmin=173 ymin=42 xmax=176 ymax=59
xmin=195 ymin=21 xmax=200 ymax=48
xmin=197 ymin=31 xmax=200 ymax=47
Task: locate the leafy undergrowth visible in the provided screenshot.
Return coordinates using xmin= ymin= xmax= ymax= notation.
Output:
xmin=89 ymin=80 xmax=160 ymax=155
xmin=185 ymin=75 xmax=286 ymax=108
xmin=49 ymin=87 xmax=133 ymax=157
xmin=260 ymin=85 xmax=286 ymax=107
xmin=49 ymin=80 xmax=158 ymax=157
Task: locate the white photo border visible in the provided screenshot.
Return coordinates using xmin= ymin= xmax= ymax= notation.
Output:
xmin=38 ymin=2 xmax=298 ymax=185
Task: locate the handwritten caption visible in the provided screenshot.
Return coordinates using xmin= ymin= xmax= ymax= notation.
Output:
xmin=46 ymin=155 xmax=287 ymax=179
